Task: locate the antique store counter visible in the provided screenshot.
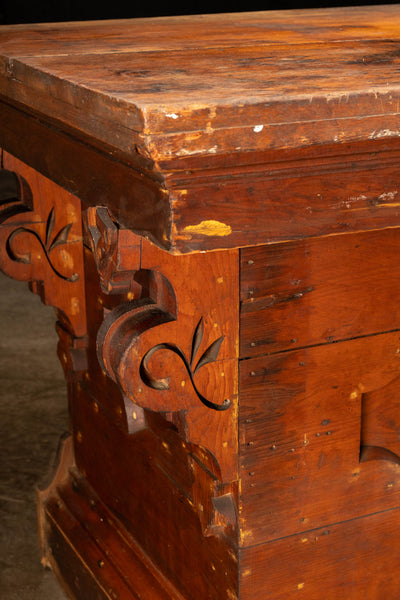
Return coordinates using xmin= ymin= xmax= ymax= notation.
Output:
xmin=2 ymin=5 xmax=400 ymax=598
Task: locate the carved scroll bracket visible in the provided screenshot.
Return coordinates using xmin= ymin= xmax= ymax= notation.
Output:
xmin=0 ymin=155 xmax=87 ymax=343
xmin=85 ymin=206 xmax=239 ymax=484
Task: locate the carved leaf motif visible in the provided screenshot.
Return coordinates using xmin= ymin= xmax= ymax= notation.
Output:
xmin=140 ymin=317 xmax=230 ymax=411
xmin=6 ymin=209 xmax=78 ymax=282
xmin=190 ymin=317 xmax=204 ymax=368
xmin=45 ymin=207 xmax=55 ymax=248
xmin=49 ymin=222 xmax=73 ymax=252
xmin=194 ymin=335 xmax=224 ymax=374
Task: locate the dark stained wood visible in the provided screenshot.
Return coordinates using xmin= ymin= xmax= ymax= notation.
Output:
xmin=71 ymin=377 xmax=238 ymax=600
xmin=0 ymin=101 xmax=170 ymax=250
xmin=39 ymin=437 xmax=186 ymax=600
xmin=168 ymin=145 xmax=400 ymax=252
xmin=81 ymin=217 xmax=239 ymax=482
xmin=2 ymin=5 xmax=400 ymax=140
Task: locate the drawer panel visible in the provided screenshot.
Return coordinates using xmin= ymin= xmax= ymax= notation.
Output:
xmin=241 ymin=228 xmax=400 ymax=357
xmin=240 ymin=507 xmax=400 ymax=599
xmin=239 ymin=331 xmax=400 ymax=546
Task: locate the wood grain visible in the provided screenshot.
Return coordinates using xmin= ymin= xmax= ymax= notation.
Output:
xmin=3 ymin=7 xmax=400 ymax=252
xmin=39 ymin=438 xmax=186 ymax=600
xmin=241 ymin=228 xmax=400 ymax=357
xmin=71 ymin=381 xmax=238 ymax=600
xmin=239 ymin=331 xmax=400 ymax=547
xmin=240 ymin=507 xmax=400 ymax=599
xmin=4 ymin=6 xmax=400 ymax=599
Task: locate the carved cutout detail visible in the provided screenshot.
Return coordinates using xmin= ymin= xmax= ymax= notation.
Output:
xmin=97 ymin=269 xmax=178 ymax=388
xmin=360 ymin=376 xmax=400 ymax=465
xmin=83 ymin=206 xmax=139 ymax=294
xmin=85 ymin=206 xmax=238 ymax=486
xmin=140 ymin=317 xmax=231 ymax=411
xmin=0 ymin=169 xmax=33 ymax=223
xmin=6 ymin=207 xmax=79 ymax=282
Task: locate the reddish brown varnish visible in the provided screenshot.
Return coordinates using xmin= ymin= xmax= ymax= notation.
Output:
xmin=2 ymin=6 xmax=400 ymax=599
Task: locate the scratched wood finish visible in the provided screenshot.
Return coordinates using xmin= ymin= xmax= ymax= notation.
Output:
xmin=239 ymin=330 xmax=400 ymax=546
xmin=65 ymin=247 xmax=238 ymax=599
xmin=0 ymin=151 xmax=86 ymax=338
xmin=241 ymin=228 xmax=400 ymax=357
xmin=2 ymin=5 xmax=400 ymax=142
xmin=239 ymin=508 xmax=400 ymax=599
xmin=4 ymin=6 xmax=400 ymax=600
xmin=39 ymin=438 xmax=185 ymax=600
xmin=3 ymin=7 xmax=400 ymax=251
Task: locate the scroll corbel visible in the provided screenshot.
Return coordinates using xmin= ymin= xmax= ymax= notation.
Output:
xmin=84 ymin=206 xmax=239 ymax=484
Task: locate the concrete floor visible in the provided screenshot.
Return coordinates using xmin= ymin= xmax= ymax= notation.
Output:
xmin=0 ymin=272 xmax=68 ymax=599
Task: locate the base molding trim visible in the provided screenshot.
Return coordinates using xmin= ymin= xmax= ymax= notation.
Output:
xmin=38 ymin=435 xmax=184 ymax=600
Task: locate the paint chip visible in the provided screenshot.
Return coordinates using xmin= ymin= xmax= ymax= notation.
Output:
xmin=297 ymin=582 xmax=305 ymax=590
xmin=183 ymin=220 xmax=232 ymax=237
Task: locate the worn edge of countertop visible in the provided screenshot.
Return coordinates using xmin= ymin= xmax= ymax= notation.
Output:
xmin=2 ymin=6 xmax=400 ymax=252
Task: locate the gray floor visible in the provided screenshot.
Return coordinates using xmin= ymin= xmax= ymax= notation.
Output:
xmin=0 ymin=272 xmax=68 ymax=599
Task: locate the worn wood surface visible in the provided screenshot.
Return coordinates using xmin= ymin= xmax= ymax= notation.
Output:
xmin=3 ymin=5 xmax=400 ymax=600
xmin=241 ymin=227 xmax=400 ymax=357
xmin=0 ymin=151 xmax=240 ymax=598
xmin=2 ymin=6 xmax=400 ymax=251
xmin=240 ymin=507 xmax=400 ymax=599
xmin=39 ymin=437 xmax=187 ymax=600
xmin=2 ymin=5 xmax=400 ymax=145
xmin=240 ymin=329 xmax=400 ymax=546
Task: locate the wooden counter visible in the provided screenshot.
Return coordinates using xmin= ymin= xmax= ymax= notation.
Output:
xmin=2 ymin=5 xmax=400 ymax=598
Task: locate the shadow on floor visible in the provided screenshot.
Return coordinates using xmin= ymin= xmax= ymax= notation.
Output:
xmin=0 ymin=272 xmax=68 ymax=599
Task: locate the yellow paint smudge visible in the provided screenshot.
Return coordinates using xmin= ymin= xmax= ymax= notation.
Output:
xmin=298 ymin=582 xmax=305 ymax=590
xmin=183 ymin=220 xmax=232 ymax=237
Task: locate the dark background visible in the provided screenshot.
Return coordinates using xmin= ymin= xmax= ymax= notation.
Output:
xmin=0 ymin=1 xmax=398 ymax=26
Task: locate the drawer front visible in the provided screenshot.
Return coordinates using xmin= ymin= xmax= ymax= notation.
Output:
xmin=241 ymin=228 xmax=400 ymax=357
xmin=240 ymin=331 xmax=400 ymax=546
xmin=240 ymin=507 xmax=400 ymax=600
xmin=239 ymin=229 xmax=400 ymax=548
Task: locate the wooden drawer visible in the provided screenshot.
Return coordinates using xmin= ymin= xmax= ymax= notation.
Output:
xmin=240 ymin=228 xmax=400 ymax=358
xmin=240 ymin=331 xmax=400 ymax=545
xmin=239 ymin=507 xmax=400 ymax=599
xmin=239 ymin=229 xmax=400 ymax=545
